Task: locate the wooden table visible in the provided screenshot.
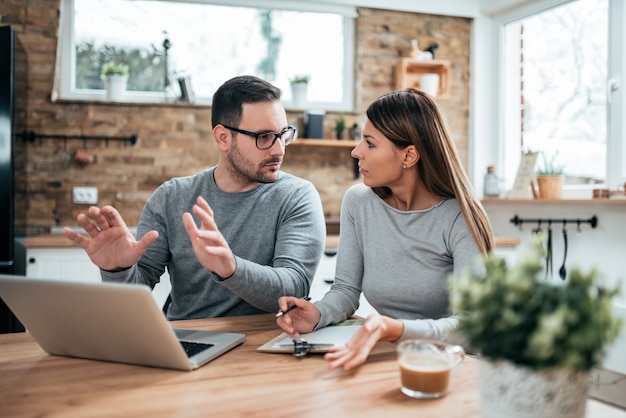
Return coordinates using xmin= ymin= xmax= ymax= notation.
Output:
xmin=0 ymin=314 xmax=623 ymax=417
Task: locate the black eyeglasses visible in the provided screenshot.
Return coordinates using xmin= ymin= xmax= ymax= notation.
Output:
xmin=221 ymin=124 xmax=297 ymax=150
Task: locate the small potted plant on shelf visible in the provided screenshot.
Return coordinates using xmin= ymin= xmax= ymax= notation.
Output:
xmin=450 ymin=236 xmax=623 ymax=418
xmin=289 ymin=74 xmax=310 ymax=107
xmin=101 ymin=61 xmax=129 ymax=101
xmin=335 ymin=113 xmax=346 ymax=140
xmin=535 ymin=151 xmax=565 ymax=199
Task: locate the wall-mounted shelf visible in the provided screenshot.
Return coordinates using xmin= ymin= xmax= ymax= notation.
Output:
xmin=292 ymin=139 xmax=358 ymax=148
xmin=395 ymin=58 xmax=451 ymax=98
xmin=291 ymin=139 xmax=359 ymax=178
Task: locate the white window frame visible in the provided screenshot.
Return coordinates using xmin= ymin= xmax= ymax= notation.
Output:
xmin=606 ymin=0 xmax=626 ymax=189
xmin=53 ymin=0 xmax=356 ymax=110
xmin=476 ymin=0 xmax=625 ymax=196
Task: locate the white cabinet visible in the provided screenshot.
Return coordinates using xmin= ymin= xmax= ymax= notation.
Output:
xmin=27 ymin=247 xmax=101 ymax=282
xmin=25 ymin=244 xmax=171 ymax=309
xmin=310 ymin=252 xmax=376 ymax=318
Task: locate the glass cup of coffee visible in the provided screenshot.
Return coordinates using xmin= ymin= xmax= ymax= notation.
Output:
xmin=397 ymin=340 xmax=465 ymax=399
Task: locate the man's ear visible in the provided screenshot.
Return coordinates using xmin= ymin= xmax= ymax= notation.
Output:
xmin=403 ymin=145 xmax=420 ymax=168
xmin=213 ymin=124 xmax=231 ymax=150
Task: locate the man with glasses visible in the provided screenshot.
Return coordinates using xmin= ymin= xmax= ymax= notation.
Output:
xmin=64 ymin=75 xmax=326 ymax=320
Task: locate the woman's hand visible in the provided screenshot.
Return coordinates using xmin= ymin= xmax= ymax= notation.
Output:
xmin=275 ymin=296 xmax=321 ymax=337
xmin=324 ymin=313 xmax=403 ymax=370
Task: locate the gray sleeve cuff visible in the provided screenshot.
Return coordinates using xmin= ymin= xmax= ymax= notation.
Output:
xmin=399 ymin=316 xmax=459 ymax=342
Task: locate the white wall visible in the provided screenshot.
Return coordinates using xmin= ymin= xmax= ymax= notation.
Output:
xmin=474 ymin=0 xmax=626 ymax=377
xmin=483 ymin=200 xmax=626 ymax=374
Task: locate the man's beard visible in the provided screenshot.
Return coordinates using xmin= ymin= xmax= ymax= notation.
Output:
xmin=226 ymin=140 xmax=282 ymax=184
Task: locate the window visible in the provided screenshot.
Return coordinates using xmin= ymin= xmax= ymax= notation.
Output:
xmin=500 ymin=0 xmax=618 ymax=194
xmin=55 ymin=0 xmax=356 ymax=110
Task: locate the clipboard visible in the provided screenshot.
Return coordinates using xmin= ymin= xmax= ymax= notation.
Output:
xmin=257 ymin=318 xmax=364 ymax=355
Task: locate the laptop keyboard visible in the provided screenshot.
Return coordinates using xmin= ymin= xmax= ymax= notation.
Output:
xmin=180 ymin=341 xmax=214 ymax=358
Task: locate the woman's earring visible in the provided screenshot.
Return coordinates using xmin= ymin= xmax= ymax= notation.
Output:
xmin=402 ymin=164 xmax=407 ymax=169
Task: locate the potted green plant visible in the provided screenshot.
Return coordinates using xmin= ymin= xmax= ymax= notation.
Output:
xmin=535 ymin=151 xmax=566 ymax=199
xmin=101 ymin=61 xmax=129 ymax=101
xmin=289 ymin=74 xmax=310 ymax=85
xmin=335 ymin=113 xmax=346 ymax=140
xmin=451 ymin=236 xmax=622 ymax=418
xmin=289 ymin=74 xmax=310 ymax=107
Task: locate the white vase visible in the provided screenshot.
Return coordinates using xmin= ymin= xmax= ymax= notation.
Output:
xmin=105 ymin=75 xmax=127 ymax=101
xmin=478 ymin=360 xmax=589 ymax=418
xmin=291 ymin=83 xmax=308 ymax=107
xmin=419 ymin=73 xmax=440 ymax=97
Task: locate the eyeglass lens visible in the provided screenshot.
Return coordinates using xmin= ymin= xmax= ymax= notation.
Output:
xmin=256 ymin=128 xmax=296 ymax=149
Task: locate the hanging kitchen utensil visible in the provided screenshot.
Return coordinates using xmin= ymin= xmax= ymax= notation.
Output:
xmin=559 ymin=225 xmax=568 ymax=280
xmin=545 ymin=223 xmax=553 ymax=279
xmin=74 ymin=148 xmax=96 ymax=166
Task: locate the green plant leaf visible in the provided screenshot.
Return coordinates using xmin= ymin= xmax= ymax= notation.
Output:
xmin=450 ymin=236 xmax=622 ymax=371
xmin=101 ymin=61 xmax=129 ymax=79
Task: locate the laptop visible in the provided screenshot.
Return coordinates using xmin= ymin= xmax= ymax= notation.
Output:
xmin=0 ymin=274 xmax=245 ymax=371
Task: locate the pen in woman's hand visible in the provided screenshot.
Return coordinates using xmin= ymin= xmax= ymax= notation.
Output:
xmin=276 ymin=296 xmax=311 ymax=317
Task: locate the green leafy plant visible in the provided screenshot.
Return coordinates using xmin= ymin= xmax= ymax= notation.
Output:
xmin=335 ymin=113 xmax=346 ymax=134
xmin=451 ymin=235 xmax=622 ymax=371
xmin=289 ymin=74 xmax=310 ymax=85
xmin=101 ymin=61 xmax=129 ymax=80
xmin=536 ymin=151 xmax=565 ymax=176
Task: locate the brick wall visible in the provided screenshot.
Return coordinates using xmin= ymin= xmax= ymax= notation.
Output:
xmin=1 ymin=1 xmax=470 ymax=236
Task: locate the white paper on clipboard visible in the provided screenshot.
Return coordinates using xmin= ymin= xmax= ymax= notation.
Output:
xmin=257 ymin=318 xmax=364 ymax=354
xmin=273 ymin=325 xmax=362 ymax=348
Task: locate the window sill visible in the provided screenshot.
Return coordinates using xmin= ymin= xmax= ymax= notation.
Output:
xmin=482 ymin=197 xmax=626 ymax=204
xmin=52 ymin=98 xmax=354 ymax=114
xmin=52 ymin=97 xmax=210 ymax=108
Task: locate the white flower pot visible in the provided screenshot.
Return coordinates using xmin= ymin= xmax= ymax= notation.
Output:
xmin=291 ymin=83 xmax=308 ymax=107
xmin=105 ymin=75 xmax=127 ymax=101
xmin=419 ymin=73 xmax=440 ymax=97
xmin=478 ymin=360 xmax=589 ymax=418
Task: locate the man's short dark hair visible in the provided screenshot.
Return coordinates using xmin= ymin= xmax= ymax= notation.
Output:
xmin=211 ymin=75 xmax=282 ymax=129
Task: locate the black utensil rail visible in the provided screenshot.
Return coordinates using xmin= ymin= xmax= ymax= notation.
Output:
xmin=510 ymin=215 xmax=598 ymax=231
xmin=19 ymin=130 xmax=137 ymax=146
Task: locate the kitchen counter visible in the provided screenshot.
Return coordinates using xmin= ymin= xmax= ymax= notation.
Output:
xmin=25 ymin=233 xmax=520 ymax=249
xmin=25 ymin=233 xmax=83 ymax=248
xmin=25 ymin=226 xmax=137 ymax=248
xmin=494 ymin=236 xmax=521 ymax=248
xmin=325 ymin=235 xmax=520 ymax=249
xmin=24 ymin=234 xmax=344 ymax=249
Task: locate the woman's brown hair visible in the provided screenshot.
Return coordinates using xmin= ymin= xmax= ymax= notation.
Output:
xmin=366 ymin=88 xmax=494 ymax=254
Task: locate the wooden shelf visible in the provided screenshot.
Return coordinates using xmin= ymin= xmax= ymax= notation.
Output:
xmin=292 ymin=139 xmax=358 ymax=148
xmin=495 ymin=236 xmax=521 ymax=248
xmin=291 ymin=139 xmax=359 ymax=178
xmin=482 ymin=198 xmax=626 ymax=204
xmin=395 ymin=58 xmax=451 ymax=98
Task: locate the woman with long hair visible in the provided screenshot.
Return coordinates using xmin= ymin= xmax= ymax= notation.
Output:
xmin=277 ymin=88 xmax=494 ymax=370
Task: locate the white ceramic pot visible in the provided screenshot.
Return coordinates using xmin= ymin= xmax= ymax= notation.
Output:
xmin=419 ymin=73 xmax=440 ymax=97
xmin=291 ymin=83 xmax=308 ymax=107
xmin=105 ymin=75 xmax=127 ymax=101
xmin=478 ymin=360 xmax=589 ymax=418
